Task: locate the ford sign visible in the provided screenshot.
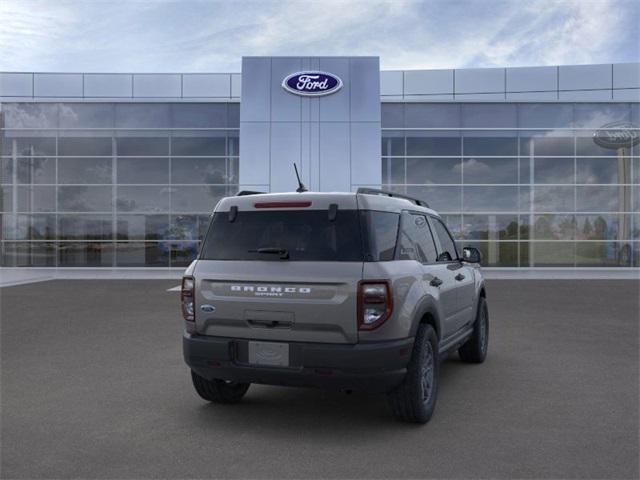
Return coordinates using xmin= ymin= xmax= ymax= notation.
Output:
xmin=593 ymin=122 xmax=640 ymax=149
xmin=282 ymin=71 xmax=342 ymax=97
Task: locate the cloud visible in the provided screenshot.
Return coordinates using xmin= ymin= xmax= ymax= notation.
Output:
xmin=0 ymin=0 xmax=637 ymax=72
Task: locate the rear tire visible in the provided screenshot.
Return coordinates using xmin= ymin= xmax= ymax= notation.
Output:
xmin=387 ymin=324 xmax=439 ymax=424
xmin=191 ymin=371 xmax=250 ymax=404
xmin=458 ymin=296 xmax=489 ymax=363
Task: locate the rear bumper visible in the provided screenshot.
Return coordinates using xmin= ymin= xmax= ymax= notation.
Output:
xmin=183 ymin=333 xmax=414 ymax=393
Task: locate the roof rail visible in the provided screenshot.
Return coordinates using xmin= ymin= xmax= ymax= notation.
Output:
xmin=356 ymin=188 xmax=429 ymax=208
xmin=236 ymin=190 xmax=266 ymax=196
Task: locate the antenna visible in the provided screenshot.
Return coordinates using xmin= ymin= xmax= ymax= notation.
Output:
xmin=293 ymin=163 xmax=308 ymax=193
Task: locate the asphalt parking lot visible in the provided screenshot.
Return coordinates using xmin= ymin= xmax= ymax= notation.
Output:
xmin=1 ymin=279 xmax=638 ymax=479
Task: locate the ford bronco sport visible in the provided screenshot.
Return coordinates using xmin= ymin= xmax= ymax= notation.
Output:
xmin=182 ymin=188 xmax=488 ymax=423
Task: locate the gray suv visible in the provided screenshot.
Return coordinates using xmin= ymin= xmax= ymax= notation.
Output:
xmin=182 ymin=188 xmax=488 ymax=423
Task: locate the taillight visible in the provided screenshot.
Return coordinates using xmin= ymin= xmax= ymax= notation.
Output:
xmin=358 ymin=280 xmax=393 ymax=330
xmin=181 ymin=276 xmax=195 ymax=321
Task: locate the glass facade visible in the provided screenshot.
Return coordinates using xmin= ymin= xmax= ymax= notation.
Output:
xmin=0 ymin=103 xmax=239 ymax=267
xmin=382 ymin=102 xmax=639 ymax=267
xmin=1 ymin=100 xmax=638 ymax=268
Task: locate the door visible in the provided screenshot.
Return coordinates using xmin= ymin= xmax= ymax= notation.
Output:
xmin=428 ymin=216 xmax=475 ymax=333
xmin=397 ymin=212 xmax=458 ymax=339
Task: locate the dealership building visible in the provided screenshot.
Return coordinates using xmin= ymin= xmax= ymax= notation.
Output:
xmin=0 ymin=57 xmax=638 ymax=270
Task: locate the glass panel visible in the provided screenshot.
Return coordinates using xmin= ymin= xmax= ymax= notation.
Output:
xmin=116 ymin=157 xmax=169 ymax=184
xmin=402 ymin=186 xmax=462 ymax=212
xmin=381 ymin=134 xmax=404 ymax=156
xmin=576 ymin=186 xmax=627 ymax=212
xmin=116 ymin=214 xmax=169 ymax=240
xmin=533 ymin=186 xmax=574 ymax=212
xmin=429 ymin=216 xmax=458 ymax=260
xmin=633 ymin=215 xmax=640 ymax=240
xmin=519 ymin=157 xmax=531 ymax=184
xmin=171 ymin=104 xmax=228 ymax=128
xmin=533 ymin=158 xmax=574 ymax=184
xmin=116 ymin=136 xmax=168 ymax=156
xmin=406 ymin=158 xmax=461 ymax=184
xmin=115 ymin=242 xmax=169 ymax=267
xmin=531 ymin=242 xmax=575 ymax=266
xmin=441 ymin=214 xmax=462 ymax=239
xmin=576 ymin=157 xmax=630 ymax=184
xmin=576 ymin=214 xmax=632 ymax=241
xmin=58 ymin=137 xmax=112 ymax=156
xmin=397 ymin=213 xmax=437 ymax=263
xmin=0 ymin=158 xmax=12 ymax=184
xmin=171 ymin=186 xmax=228 ymax=212
xmin=58 ymin=158 xmax=112 ymax=184
xmin=1 ymin=137 xmax=56 ymax=156
xmin=171 ymin=135 xmax=226 ymax=156
xmin=461 ymin=104 xmax=517 ymax=128
xmin=633 ymin=158 xmax=639 ymax=184
xmin=520 ymin=135 xmax=574 ymax=156
xmin=463 ymin=241 xmax=518 ymax=267
xmin=58 ymin=214 xmax=112 ymax=240
xmin=519 ymin=214 xmax=531 ymax=240
xmin=17 ymin=157 xmax=56 ymax=184
xmin=1 ymin=242 xmax=56 ymax=267
xmin=381 ymin=103 xmax=404 ymax=128
xmin=171 ymin=158 xmax=228 ymax=184
xmin=17 ymin=186 xmax=56 ymax=212
xmin=58 ymin=186 xmax=111 ymax=212
xmin=462 ymin=158 xmax=518 ymax=184
xmin=575 ymin=242 xmax=632 ymax=267
xmin=576 ymin=136 xmax=626 ymax=157
xmin=228 ymin=133 xmax=239 ymax=157
xmin=533 ymin=214 xmax=576 ymax=240
xmin=1 ymin=186 xmax=12 ymax=211
xmin=169 ymin=241 xmax=200 ymax=267
xmin=2 ymin=214 xmax=56 ymax=240
xmin=59 ymin=104 xmax=114 ymax=128
xmin=114 ymin=104 xmax=171 ymax=128
xmin=360 ymin=211 xmax=400 ymax=261
xmin=382 ymin=157 xmax=404 ymax=184
xmin=228 ymin=104 xmax=240 ymax=127
xmin=463 ymin=186 xmax=519 ymax=212
xmin=404 ymin=104 xmax=461 ymax=128
xmin=462 ymin=215 xmax=519 ymax=240
xmin=517 ymin=104 xmax=573 ymax=129
xmin=573 ymin=104 xmax=631 ymax=128
xmin=463 ymin=137 xmax=518 ymax=156
xmin=168 ymin=214 xmax=209 ymax=241
xmin=116 ymin=186 xmax=170 ymax=213
xmin=58 ymin=242 xmax=114 ymax=267
xmin=2 ymin=104 xmax=59 ymax=128
xmin=406 ymin=134 xmax=461 ymax=156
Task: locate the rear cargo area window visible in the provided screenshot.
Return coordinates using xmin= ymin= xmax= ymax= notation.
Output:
xmin=201 ymin=210 xmax=363 ymax=261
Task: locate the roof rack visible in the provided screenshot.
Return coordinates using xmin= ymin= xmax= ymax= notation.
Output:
xmin=356 ymin=188 xmax=429 ymax=208
xmin=236 ymin=190 xmax=266 ymax=196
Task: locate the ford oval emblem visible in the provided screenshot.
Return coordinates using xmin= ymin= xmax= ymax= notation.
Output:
xmin=593 ymin=121 xmax=639 ymax=149
xmin=282 ymin=71 xmax=343 ymax=97
xmin=200 ymin=304 xmax=216 ymax=313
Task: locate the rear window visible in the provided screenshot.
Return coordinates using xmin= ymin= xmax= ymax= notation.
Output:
xmin=200 ymin=209 xmax=364 ymax=261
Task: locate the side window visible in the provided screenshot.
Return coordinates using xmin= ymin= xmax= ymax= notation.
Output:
xmin=397 ymin=212 xmax=438 ymax=263
xmin=430 ymin=217 xmax=458 ymax=262
xmin=361 ymin=211 xmax=400 ymax=261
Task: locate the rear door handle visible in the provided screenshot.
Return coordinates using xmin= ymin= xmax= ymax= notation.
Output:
xmin=455 ymin=273 xmax=465 ymax=281
xmin=430 ymin=277 xmax=443 ymax=287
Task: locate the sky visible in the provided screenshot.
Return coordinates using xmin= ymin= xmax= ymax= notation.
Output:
xmin=0 ymin=0 xmax=638 ymax=73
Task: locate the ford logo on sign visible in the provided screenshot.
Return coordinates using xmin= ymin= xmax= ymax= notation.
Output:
xmin=282 ymin=71 xmax=343 ymax=97
xmin=593 ymin=121 xmax=640 ymax=149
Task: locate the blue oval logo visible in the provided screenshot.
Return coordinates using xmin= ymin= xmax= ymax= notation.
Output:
xmin=200 ymin=304 xmax=216 ymax=313
xmin=593 ymin=121 xmax=640 ymax=149
xmin=282 ymin=71 xmax=343 ymax=97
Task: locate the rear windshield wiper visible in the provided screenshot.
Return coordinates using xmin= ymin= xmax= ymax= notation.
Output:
xmin=248 ymin=247 xmax=290 ymax=260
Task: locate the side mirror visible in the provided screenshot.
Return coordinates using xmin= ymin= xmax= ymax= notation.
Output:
xmin=462 ymin=247 xmax=482 ymax=264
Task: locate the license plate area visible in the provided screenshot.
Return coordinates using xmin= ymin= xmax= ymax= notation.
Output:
xmin=248 ymin=341 xmax=290 ymax=367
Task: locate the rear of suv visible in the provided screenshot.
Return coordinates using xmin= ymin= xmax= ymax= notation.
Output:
xmin=182 ymin=188 xmax=488 ymax=423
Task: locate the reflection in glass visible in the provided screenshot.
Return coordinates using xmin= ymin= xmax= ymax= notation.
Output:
xmin=520 ymin=136 xmax=574 ymax=156
xmin=58 ymin=242 xmax=114 ymax=267
xmin=116 ymin=186 xmax=170 ymax=213
xmin=463 ymin=186 xmax=519 ymax=212
xmin=116 ymin=215 xmax=169 ymax=240
xmin=406 ymin=158 xmax=461 ymax=184
xmin=17 ymin=186 xmax=56 ymax=212
xmin=58 ymin=186 xmax=111 ymax=212
xmin=381 ymin=135 xmax=404 ymax=156
xmin=114 ymin=104 xmax=171 ymax=128
xmin=116 ymin=242 xmax=169 ymax=267
xmin=59 ymin=104 xmax=114 ymax=128
xmin=116 ymin=137 xmax=168 ymax=156
xmin=2 ymin=214 xmax=56 ymax=240
xmin=576 ymin=214 xmax=631 ymax=241
xmin=1 ymin=137 xmax=56 ymax=156
xmin=401 ymin=186 xmax=462 ymax=212
xmin=169 ymin=241 xmax=200 ymax=267
xmin=576 ymin=158 xmax=629 ymax=184
xmin=58 ymin=137 xmax=112 ymax=156
xmin=462 ymin=158 xmax=518 ymax=184
xmin=382 ymin=158 xmax=404 ymax=184
xmin=406 ymin=135 xmax=460 ymax=156
xmin=462 ymin=241 xmax=518 ymax=267
xmin=441 ymin=214 xmax=462 ymax=239
xmin=533 ymin=186 xmax=574 ymax=212
xmin=58 ymin=215 xmax=112 ymax=240
xmin=171 ymin=104 xmax=228 ymax=128
xmin=171 ymin=136 xmax=226 ymax=156
xmin=117 ymin=158 xmax=169 ymax=184
xmin=2 ymin=104 xmax=59 ymax=129
xmin=576 ymin=186 xmax=626 ymax=212
xmin=404 ymin=104 xmax=461 ymax=128
xmin=531 ymin=242 xmax=575 ymax=266
xmin=534 ymin=158 xmax=574 ymax=184
xmin=461 ymin=104 xmax=517 ymax=128
xmin=171 ymin=186 xmax=229 ymax=212
xmin=1 ymin=242 xmax=56 ymax=266
xmin=533 ymin=214 xmax=576 ymax=240
xmin=463 ymin=137 xmax=517 ymax=156
xmin=463 ymin=215 xmax=519 ymax=240
xmin=58 ymin=158 xmax=112 ymax=184
xmin=171 ymin=158 xmax=228 ymax=184
xmin=17 ymin=157 xmax=56 ymax=184
xmin=575 ymin=242 xmax=632 ymax=267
